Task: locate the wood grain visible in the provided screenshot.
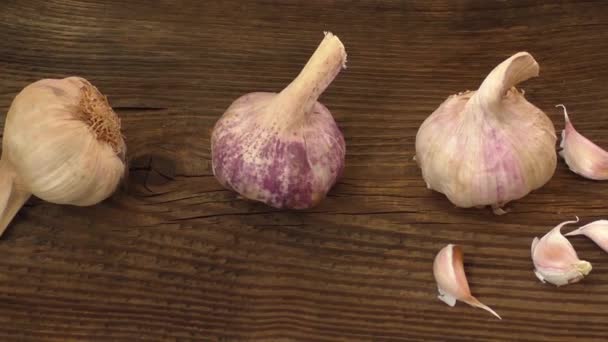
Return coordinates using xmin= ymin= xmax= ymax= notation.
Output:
xmin=1 ymin=0 xmax=608 ymax=340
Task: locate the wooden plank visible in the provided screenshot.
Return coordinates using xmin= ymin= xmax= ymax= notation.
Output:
xmin=1 ymin=0 xmax=608 ymax=340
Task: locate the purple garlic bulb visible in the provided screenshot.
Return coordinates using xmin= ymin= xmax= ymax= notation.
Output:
xmin=211 ymin=32 xmax=347 ymax=209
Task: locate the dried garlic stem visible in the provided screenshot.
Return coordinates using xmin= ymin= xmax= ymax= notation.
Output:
xmin=471 ymin=52 xmax=539 ymax=110
xmin=277 ymin=32 xmax=347 ymax=120
xmin=0 ymin=160 xmax=31 ymax=236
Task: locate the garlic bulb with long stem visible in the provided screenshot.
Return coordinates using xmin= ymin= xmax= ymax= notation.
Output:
xmin=531 ymin=218 xmax=592 ymax=286
xmin=557 ymin=104 xmax=608 ymax=180
xmin=211 ymin=32 xmax=346 ymax=209
xmin=433 ymin=244 xmax=501 ymax=319
xmin=0 ymin=77 xmax=126 ymax=236
xmin=415 ymin=52 xmax=557 ymax=214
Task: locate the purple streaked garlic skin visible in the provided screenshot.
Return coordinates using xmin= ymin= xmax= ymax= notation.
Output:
xmin=211 ymin=32 xmax=346 ymax=209
xmin=211 ymin=93 xmax=345 ymax=209
xmin=558 ymin=105 xmax=608 ymax=180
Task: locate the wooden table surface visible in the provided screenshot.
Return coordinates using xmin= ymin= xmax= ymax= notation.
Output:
xmin=1 ymin=1 xmax=608 ymax=341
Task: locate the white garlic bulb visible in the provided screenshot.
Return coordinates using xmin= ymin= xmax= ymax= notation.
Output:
xmin=0 ymin=77 xmax=126 ymax=235
xmin=415 ymin=52 xmax=557 ymax=214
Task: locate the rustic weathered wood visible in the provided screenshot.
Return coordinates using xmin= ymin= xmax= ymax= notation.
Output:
xmin=1 ymin=0 xmax=608 ymax=340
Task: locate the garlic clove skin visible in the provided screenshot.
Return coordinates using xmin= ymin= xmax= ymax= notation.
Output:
xmin=531 ymin=218 xmax=592 ymax=286
xmin=416 ymin=52 xmax=557 ymax=213
xmin=565 ymin=220 xmax=608 ymax=253
xmin=211 ymin=32 xmax=346 ymax=209
xmin=0 ymin=77 xmax=126 ymax=236
xmin=433 ymin=244 xmax=501 ymax=319
xmin=557 ymin=104 xmax=608 ymax=180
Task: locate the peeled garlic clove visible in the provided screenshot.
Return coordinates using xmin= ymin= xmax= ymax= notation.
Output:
xmin=0 ymin=77 xmax=126 ymax=236
xmin=415 ymin=52 xmax=557 ymax=213
xmin=557 ymin=105 xmax=608 ymax=180
xmin=565 ymin=220 xmax=608 ymax=253
xmin=531 ymin=218 xmax=592 ymax=286
xmin=433 ymin=244 xmax=501 ymax=319
xmin=211 ymin=32 xmax=346 ymax=209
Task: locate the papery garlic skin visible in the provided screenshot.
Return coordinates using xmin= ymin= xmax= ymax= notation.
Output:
xmin=531 ymin=219 xmax=592 ymax=286
xmin=566 ymin=220 xmax=608 ymax=253
xmin=557 ymin=105 xmax=608 ymax=180
xmin=0 ymin=77 xmax=126 ymax=235
xmin=433 ymin=244 xmax=501 ymax=319
xmin=211 ymin=32 xmax=346 ymax=209
xmin=416 ymin=53 xmax=556 ymax=213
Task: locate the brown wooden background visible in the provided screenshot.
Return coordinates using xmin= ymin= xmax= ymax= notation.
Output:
xmin=1 ymin=0 xmax=608 ymax=341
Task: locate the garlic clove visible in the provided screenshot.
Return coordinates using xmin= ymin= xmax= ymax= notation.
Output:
xmin=0 ymin=77 xmax=126 ymax=236
xmin=415 ymin=52 xmax=557 ymax=214
xmin=557 ymin=104 xmax=608 ymax=180
xmin=531 ymin=218 xmax=592 ymax=286
xmin=211 ymin=32 xmax=346 ymax=209
xmin=565 ymin=220 xmax=608 ymax=253
xmin=433 ymin=244 xmax=501 ymax=319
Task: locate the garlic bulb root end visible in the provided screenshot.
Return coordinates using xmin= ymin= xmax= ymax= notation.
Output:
xmin=492 ymin=205 xmax=508 ymax=215
xmin=576 ymin=260 xmax=592 ymax=276
xmin=77 ymin=80 xmax=125 ymax=156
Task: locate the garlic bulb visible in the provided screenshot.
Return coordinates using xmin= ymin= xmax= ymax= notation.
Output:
xmin=433 ymin=244 xmax=501 ymax=319
xmin=566 ymin=220 xmax=608 ymax=253
xmin=415 ymin=52 xmax=557 ymax=214
xmin=211 ymin=32 xmax=346 ymax=209
xmin=557 ymin=104 xmax=608 ymax=180
xmin=0 ymin=77 xmax=126 ymax=236
xmin=531 ymin=218 xmax=592 ymax=286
